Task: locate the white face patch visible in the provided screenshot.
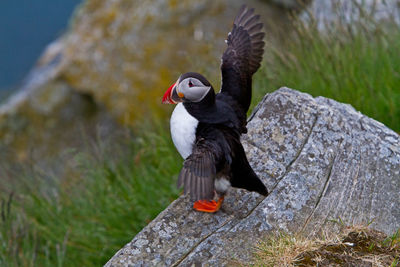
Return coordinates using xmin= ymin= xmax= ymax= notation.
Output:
xmin=170 ymin=103 xmax=198 ymax=159
xmin=177 ymin=78 xmax=211 ymax=102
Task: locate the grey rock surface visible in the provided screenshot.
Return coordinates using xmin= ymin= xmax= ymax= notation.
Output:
xmin=108 ymin=87 xmax=400 ymax=266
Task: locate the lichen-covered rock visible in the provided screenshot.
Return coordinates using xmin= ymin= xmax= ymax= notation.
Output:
xmin=2 ymin=0 xmax=288 ymax=125
xmin=105 ymin=88 xmax=400 ymax=266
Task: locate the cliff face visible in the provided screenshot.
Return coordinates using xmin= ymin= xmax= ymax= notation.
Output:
xmin=106 ymin=88 xmax=400 ymax=266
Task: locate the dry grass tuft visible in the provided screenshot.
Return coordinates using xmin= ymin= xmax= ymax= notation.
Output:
xmin=251 ymin=232 xmax=322 ymax=267
xmin=250 ymin=225 xmax=400 ymax=267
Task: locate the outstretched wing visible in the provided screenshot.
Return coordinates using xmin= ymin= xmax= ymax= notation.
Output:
xmin=220 ymin=5 xmax=265 ymax=114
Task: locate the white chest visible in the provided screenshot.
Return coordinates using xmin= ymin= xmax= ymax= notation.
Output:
xmin=170 ymin=103 xmax=198 ymax=159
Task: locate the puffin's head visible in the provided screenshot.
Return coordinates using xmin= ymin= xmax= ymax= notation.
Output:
xmin=162 ymin=72 xmax=213 ymax=104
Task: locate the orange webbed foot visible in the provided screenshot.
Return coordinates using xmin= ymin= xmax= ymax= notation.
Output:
xmin=193 ymin=197 xmax=224 ymax=213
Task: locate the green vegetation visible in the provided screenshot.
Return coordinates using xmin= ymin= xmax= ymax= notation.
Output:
xmin=1 ymin=4 xmax=399 ymax=267
xmin=253 ymin=13 xmax=400 ymax=132
xmin=0 ymin=122 xmax=181 ymax=266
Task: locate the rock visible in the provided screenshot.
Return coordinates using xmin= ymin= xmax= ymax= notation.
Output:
xmin=307 ymin=0 xmax=400 ymax=26
xmin=105 ymin=88 xmax=400 ymax=266
xmin=61 ymin=0 xmax=287 ymax=121
xmin=0 ymin=0 xmax=289 ymax=123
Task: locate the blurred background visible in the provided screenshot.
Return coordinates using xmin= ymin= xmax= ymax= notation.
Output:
xmin=0 ymin=0 xmax=81 ymax=99
xmin=0 ymin=0 xmax=399 ymax=266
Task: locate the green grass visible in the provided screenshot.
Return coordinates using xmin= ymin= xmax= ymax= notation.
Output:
xmin=0 ymin=120 xmax=181 ymax=266
xmin=253 ymin=14 xmax=400 ymax=132
xmin=1 ymin=5 xmax=400 ymax=267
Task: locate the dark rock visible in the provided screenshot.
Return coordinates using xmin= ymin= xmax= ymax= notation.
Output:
xmin=105 ymin=88 xmax=400 ymax=266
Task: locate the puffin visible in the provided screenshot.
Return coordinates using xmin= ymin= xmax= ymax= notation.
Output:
xmin=162 ymin=6 xmax=268 ymax=213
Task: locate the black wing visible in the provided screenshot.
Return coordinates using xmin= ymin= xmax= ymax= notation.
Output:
xmin=177 ymin=143 xmax=216 ymax=201
xmin=220 ymin=5 xmax=265 ymax=114
xmin=177 ymin=127 xmax=230 ymax=201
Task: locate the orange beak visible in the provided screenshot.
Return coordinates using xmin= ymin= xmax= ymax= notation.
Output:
xmin=162 ymin=82 xmax=177 ymax=104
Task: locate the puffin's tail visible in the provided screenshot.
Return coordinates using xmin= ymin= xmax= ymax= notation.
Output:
xmin=231 ymin=162 xmax=268 ymax=196
xmin=230 ymin=138 xmax=268 ymax=196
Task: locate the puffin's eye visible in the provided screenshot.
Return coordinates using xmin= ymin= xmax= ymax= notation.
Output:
xmin=188 ymin=80 xmax=194 ymax=87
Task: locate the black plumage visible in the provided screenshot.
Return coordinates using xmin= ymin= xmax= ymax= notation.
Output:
xmin=176 ymin=6 xmax=268 ymax=202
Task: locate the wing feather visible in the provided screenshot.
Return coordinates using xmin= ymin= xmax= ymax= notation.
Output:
xmin=177 ymin=142 xmax=217 ymax=201
xmin=244 ymin=15 xmax=260 ymax=28
xmin=248 ymin=23 xmax=263 ymax=35
xmin=236 ymin=8 xmax=254 ymax=25
xmin=251 ymin=41 xmax=265 ymax=50
xmin=220 ymin=5 xmax=265 ymax=114
xmin=250 ymin=32 xmax=265 ymax=40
